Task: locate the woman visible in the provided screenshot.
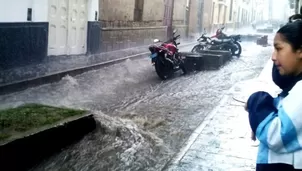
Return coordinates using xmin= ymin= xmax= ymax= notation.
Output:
xmin=271 ymin=11 xmax=302 ymax=97
xmin=246 ymin=14 xmax=302 ymax=171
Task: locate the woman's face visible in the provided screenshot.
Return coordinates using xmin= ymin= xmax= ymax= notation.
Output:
xmin=272 ymin=33 xmax=302 ymax=76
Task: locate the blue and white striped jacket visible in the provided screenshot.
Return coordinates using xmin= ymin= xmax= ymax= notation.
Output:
xmin=247 ymin=80 xmax=302 ymax=169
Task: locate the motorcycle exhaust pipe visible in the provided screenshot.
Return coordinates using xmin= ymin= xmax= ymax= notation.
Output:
xmin=164 ymin=56 xmax=175 ymax=65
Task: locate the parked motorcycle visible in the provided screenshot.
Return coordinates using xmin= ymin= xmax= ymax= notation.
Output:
xmin=191 ymin=32 xmax=211 ymax=53
xmin=191 ymin=32 xmax=212 ymax=53
xmin=192 ymin=27 xmax=242 ymax=56
xmin=212 ymin=26 xmax=242 ymax=56
xmin=148 ymin=29 xmax=186 ymax=80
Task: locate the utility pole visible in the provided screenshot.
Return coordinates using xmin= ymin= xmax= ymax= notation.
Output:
xmin=164 ymin=0 xmax=174 ymax=39
xmin=197 ymin=0 xmax=204 ymax=33
xmin=185 ymin=0 xmax=191 ymax=38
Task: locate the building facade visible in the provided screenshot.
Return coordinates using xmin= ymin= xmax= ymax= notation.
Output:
xmin=187 ymin=0 xmax=215 ymax=35
xmin=211 ymin=0 xmax=237 ymax=31
xmin=0 ymin=0 xmax=257 ymax=72
xmin=0 ymin=0 xmax=99 ymax=70
xmin=0 ymin=0 xmax=188 ymax=70
xmin=98 ymin=0 xmax=191 ymax=53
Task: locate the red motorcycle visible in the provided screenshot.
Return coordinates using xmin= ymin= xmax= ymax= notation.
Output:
xmin=148 ymin=29 xmax=187 ymax=80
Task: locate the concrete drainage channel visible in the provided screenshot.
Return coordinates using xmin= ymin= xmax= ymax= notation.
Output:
xmin=0 ymin=114 xmax=96 ymax=171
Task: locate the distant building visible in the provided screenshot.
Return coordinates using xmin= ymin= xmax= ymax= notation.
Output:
xmin=99 ymin=0 xmax=192 ymax=53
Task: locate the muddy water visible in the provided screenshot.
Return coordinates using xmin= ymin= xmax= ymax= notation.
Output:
xmin=30 ymin=112 xmax=172 ymax=171
xmin=0 ymin=43 xmax=273 ymax=171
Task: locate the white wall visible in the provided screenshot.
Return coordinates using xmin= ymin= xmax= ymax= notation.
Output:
xmin=0 ymin=0 xmax=31 ymax=22
xmin=0 ymin=0 xmax=98 ymax=22
xmin=0 ymin=0 xmax=48 ymax=22
xmin=32 ymin=0 xmax=48 ymax=22
xmin=88 ymin=0 xmax=99 ymax=21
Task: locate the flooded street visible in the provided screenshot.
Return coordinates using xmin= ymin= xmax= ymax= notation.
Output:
xmin=0 ymin=43 xmax=272 ymax=171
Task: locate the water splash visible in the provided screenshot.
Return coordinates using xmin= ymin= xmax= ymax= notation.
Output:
xmin=30 ymin=111 xmax=172 ymax=171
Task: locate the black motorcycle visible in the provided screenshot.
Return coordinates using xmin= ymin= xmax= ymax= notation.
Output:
xmin=213 ymin=26 xmax=242 ymax=56
xmin=191 ymin=33 xmax=211 ymax=53
xmin=192 ymin=27 xmax=242 ymax=56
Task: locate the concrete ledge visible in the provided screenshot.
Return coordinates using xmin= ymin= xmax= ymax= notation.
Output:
xmin=256 ymin=35 xmax=268 ymax=46
xmin=0 ymin=114 xmax=96 ymax=171
xmin=240 ymin=34 xmax=264 ymax=42
xmin=200 ymin=54 xmax=224 ymax=70
xmin=256 ymin=29 xmax=274 ymax=33
xmin=182 ymin=50 xmax=232 ymax=71
xmin=182 ymin=53 xmax=204 ymax=72
xmin=198 ymin=50 xmax=232 ymax=65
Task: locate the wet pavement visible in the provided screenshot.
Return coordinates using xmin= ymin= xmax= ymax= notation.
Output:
xmin=0 ymin=41 xmax=273 ymax=171
xmin=165 ymin=61 xmax=280 ymax=171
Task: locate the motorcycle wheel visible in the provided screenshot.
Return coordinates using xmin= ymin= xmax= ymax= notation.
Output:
xmin=232 ymin=41 xmax=242 ymax=56
xmin=221 ymin=45 xmax=232 ymax=53
xmin=155 ymin=58 xmax=173 ymax=80
xmin=191 ymin=45 xmax=205 ymax=53
xmin=180 ymin=62 xmax=187 ymax=74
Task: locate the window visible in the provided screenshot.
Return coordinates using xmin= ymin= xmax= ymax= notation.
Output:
xmin=134 ymin=0 xmax=144 ymax=21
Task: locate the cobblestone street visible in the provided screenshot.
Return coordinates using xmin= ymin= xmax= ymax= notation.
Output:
xmin=166 ymin=61 xmax=281 ymax=171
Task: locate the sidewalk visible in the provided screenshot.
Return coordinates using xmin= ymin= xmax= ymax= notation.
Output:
xmin=165 ymin=61 xmax=280 ymax=171
xmin=0 ymin=40 xmax=195 ymax=87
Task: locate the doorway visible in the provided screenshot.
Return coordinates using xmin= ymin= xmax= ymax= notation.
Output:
xmin=48 ymin=0 xmax=88 ymax=56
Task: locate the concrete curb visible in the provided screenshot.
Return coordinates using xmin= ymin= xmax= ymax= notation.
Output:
xmin=0 ymin=114 xmax=96 ymax=171
xmin=162 ymin=59 xmax=273 ymax=171
xmin=0 ymin=42 xmax=195 ymax=95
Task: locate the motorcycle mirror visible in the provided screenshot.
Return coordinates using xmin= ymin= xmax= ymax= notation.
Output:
xmin=173 ymin=29 xmax=177 ymax=34
xmin=153 ymin=39 xmax=160 ymax=43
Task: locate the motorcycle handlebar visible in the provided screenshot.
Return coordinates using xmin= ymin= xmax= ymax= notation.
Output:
xmin=198 ymin=35 xmax=211 ymax=41
xmin=174 ymin=35 xmax=180 ymax=40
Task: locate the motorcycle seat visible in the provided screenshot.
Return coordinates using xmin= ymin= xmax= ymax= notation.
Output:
xmin=212 ymin=38 xmax=232 ymax=43
xmin=229 ymin=34 xmax=240 ymax=39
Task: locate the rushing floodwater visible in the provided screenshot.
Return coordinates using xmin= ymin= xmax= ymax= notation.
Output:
xmin=0 ymin=40 xmax=274 ymax=171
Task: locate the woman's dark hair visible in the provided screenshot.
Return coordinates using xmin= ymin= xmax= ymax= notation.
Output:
xmin=272 ymin=13 xmax=302 ymax=95
xmin=277 ymin=14 xmax=302 ymax=51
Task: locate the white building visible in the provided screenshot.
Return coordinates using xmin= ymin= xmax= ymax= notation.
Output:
xmin=0 ymin=0 xmax=100 ymax=69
